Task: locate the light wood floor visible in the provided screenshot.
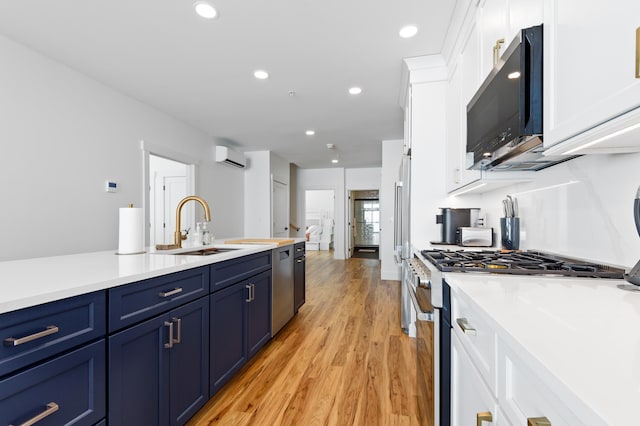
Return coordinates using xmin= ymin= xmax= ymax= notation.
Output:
xmin=188 ymin=250 xmax=420 ymax=425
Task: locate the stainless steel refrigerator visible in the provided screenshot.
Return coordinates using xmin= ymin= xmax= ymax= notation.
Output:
xmin=394 ymin=149 xmax=416 ymax=337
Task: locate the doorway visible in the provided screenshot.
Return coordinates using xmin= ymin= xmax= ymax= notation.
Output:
xmin=149 ymin=154 xmax=191 ymax=247
xmin=350 ymin=190 xmax=380 ymax=259
xmin=304 ymin=190 xmax=335 ymax=252
xmin=272 ymin=179 xmax=289 ymax=237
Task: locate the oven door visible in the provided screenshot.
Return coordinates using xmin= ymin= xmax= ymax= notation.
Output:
xmin=411 ymin=282 xmax=438 ymax=426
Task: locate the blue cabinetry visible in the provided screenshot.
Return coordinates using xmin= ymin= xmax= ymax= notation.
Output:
xmin=210 ymin=268 xmax=272 ymax=395
xmin=0 ymin=291 xmax=105 ymax=377
xmin=0 ymin=338 xmax=106 ymax=425
xmin=0 ymin=291 xmax=107 ymax=425
xmin=294 ymin=242 xmax=305 ymax=312
xmin=108 ymin=266 xmax=209 ymax=332
xmin=109 ymin=296 xmax=209 ymax=426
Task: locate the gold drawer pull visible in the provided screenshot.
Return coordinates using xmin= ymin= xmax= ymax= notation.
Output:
xmin=528 ymin=417 xmax=551 ymax=426
xmin=4 ymin=325 xmax=59 ymax=347
xmin=493 ymin=38 xmax=505 ymax=66
xmin=456 ymin=318 xmax=477 ymax=335
xmin=10 ymin=402 xmax=59 ymax=426
xmin=477 ymin=411 xmax=493 ymax=426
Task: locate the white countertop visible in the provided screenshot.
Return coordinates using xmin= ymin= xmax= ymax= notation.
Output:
xmin=444 ymin=272 xmax=640 ymax=425
xmin=0 ymin=240 xmax=306 ymax=315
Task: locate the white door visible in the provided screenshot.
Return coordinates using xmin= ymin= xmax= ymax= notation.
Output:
xmin=272 ymin=180 xmax=289 ymax=237
xmin=154 ymin=174 xmax=187 ymax=245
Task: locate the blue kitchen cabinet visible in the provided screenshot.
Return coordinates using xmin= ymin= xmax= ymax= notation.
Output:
xmin=0 ymin=290 xmax=106 ymax=377
xmin=247 ymin=269 xmax=272 ymax=358
xmin=109 ymin=296 xmax=209 ymax=426
xmin=0 ymin=339 xmax=106 ymax=426
xmin=293 ymin=242 xmax=305 ymax=313
xmin=210 ymin=269 xmax=272 ymax=395
xmin=209 ymin=281 xmax=247 ymax=395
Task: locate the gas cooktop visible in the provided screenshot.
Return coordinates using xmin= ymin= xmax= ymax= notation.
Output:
xmin=420 ymin=249 xmax=625 ymax=279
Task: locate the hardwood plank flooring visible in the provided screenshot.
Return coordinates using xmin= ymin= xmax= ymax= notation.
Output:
xmin=188 ymin=250 xmax=420 ymax=425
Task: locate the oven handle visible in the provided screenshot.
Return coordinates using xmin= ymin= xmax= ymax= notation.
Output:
xmin=406 ymin=280 xmax=434 ymax=322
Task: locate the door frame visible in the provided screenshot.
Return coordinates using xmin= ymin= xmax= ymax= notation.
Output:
xmin=141 ymin=140 xmax=197 ymax=248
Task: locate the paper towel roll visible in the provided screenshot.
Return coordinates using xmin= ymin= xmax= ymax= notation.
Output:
xmin=118 ymin=207 xmax=144 ymax=254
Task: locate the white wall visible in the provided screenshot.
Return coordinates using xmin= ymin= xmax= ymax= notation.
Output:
xmin=305 ymin=190 xmax=335 ymax=215
xmin=0 ymin=34 xmax=244 ymax=261
xmin=380 ymin=140 xmax=404 ymax=280
xmin=244 ymin=151 xmax=271 ymax=238
xmin=465 ymin=153 xmax=640 ymax=268
xmin=295 ymin=168 xmax=346 ymax=259
xmin=345 ymin=168 xmax=381 ymax=190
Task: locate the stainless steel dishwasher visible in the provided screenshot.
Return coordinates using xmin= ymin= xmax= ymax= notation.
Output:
xmin=272 ymin=245 xmax=294 ymax=336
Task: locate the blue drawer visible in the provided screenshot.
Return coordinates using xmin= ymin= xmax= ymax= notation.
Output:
xmin=0 ymin=291 xmax=106 ymax=378
xmin=109 ymin=266 xmax=209 ymax=332
xmin=0 ymin=339 xmax=106 ymax=426
xmin=294 ymin=242 xmax=305 ymax=258
xmin=211 ymin=251 xmax=272 ymax=292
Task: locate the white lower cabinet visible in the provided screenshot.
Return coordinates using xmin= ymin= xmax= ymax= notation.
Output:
xmin=497 ymin=340 xmax=583 ymax=426
xmin=451 ymin=287 xmax=591 ymax=426
xmin=452 ymin=333 xmax=502 ymax=426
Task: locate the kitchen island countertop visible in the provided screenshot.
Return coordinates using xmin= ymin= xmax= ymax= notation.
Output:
xmin=0 ymin=238 xmax=302 ymax=315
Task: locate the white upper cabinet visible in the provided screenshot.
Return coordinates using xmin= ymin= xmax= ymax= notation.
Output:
xmin=478 ymin=0 xmax=509 ymax=80
xmin=443 ymin=0 xmax=541 ymax=194
xmin=543 ymin=0 xmax=640 ymax=154
xmin=446 ymin=20 xmax=483 ymax=193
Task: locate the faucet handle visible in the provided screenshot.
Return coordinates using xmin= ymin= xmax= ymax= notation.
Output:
xmin=180 ymin=228 xmax=190 ymax=240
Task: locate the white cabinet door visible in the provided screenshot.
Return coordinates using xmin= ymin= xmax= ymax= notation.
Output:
xmin=478 ymin=0 xmax=509 ymax=80
xmin=544 ymin=0 xmax=640 ymax=148
xmin=452 ymin=333 xmax=501 ymax=426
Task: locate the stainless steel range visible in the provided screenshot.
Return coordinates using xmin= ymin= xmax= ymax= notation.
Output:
xmin=420 ymin=249 xmax=626 ymax=278
xmin=413 ymin=248 xmax=626 ymax=426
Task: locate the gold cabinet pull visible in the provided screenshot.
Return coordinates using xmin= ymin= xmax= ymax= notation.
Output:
xmin=493 ymin=38 xmax=505 ymax=66
xmin=456 ymin=317 xmax=477 ymax=335
xmin=10 ymin=402 xmax=59 ymax=426
xmin=477 ymin=411 xmax=493 ymax=426
xmin=4 ymin=325 xmax=59 ymax=347
xmin=636 ymin=27 xmax=639 ymax=78
xmin=528 ymin=417 xmax=551 ymax=426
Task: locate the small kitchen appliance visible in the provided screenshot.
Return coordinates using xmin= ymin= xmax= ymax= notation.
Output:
xmin=433 ymin=208 xmax=481 ymax=245
xmin=456 ymin=227 xmax=493 ymax=247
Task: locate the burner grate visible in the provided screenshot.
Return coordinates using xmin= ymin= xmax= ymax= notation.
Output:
xmin=420 ymin=249 xmax=625 ymax=279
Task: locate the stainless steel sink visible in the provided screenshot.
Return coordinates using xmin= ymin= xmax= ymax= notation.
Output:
xmin=177 ymin=247 xmax=239 ymax=256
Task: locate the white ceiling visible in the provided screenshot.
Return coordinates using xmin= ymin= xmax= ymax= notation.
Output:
xmin=0 ymin=1 xmax=456 ymax=169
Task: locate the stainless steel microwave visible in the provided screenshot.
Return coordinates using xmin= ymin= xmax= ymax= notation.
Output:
xmin=465 ymin=25 xmax=574 ymax=171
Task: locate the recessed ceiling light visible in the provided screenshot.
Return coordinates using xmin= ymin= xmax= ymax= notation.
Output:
xmin=254 ymin=70 xmax=269 ymax=80
xmin=399 ymin=25 xmax=418 ymax=38
xmin=507 ymin=71 xmax=521 ymax=79
xmin=305 ymin=130 xmax=315 ymax=136
xmin=331 ymin=159 xmax=339 ymax=164
xmin=194 ymin=2 xmax=218 ymax=19
xmin=348 ymin=87 xmax=362 ymax=95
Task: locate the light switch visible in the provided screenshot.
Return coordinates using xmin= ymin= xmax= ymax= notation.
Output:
xmin=105 ymin=180 xmax=118 ymax=193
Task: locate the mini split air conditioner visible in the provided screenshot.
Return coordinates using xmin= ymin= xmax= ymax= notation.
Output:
xmin=215 ymin=146 xmax=246 ymax=168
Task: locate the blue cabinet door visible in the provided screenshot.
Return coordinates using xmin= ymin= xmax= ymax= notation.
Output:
xmin=294 ymin=254 xmax=305 ymax=312
xmin=169 ymin=298 xmax=209 ymax=426
xmin=247 ymin=270 xmax=271 ymax=358
xmin=109 ymin=312 xmax=170 ymax=425
xmin=0 ymin=340 xmax=106 ymax=426
xmin=109 ymin=297 xmax=210 ymax=426
xmin=209 ymin=282 xmax=247 ymax=395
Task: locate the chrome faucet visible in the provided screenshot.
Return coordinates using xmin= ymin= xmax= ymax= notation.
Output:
xmin=156 ymin=195 xmax=211 ymax=250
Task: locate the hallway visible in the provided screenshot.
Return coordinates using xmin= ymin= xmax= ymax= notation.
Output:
xmin=188 ymin=251 xmax=419 ymax=425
